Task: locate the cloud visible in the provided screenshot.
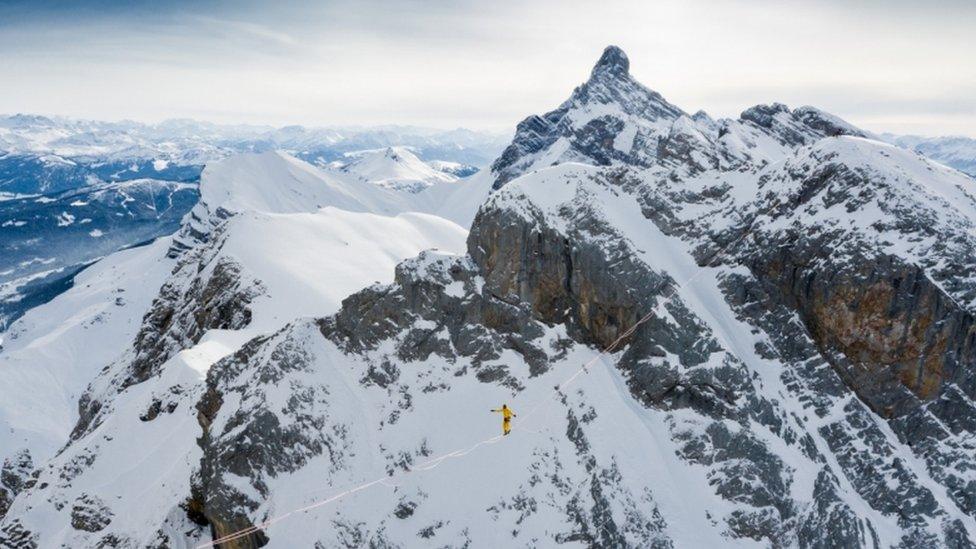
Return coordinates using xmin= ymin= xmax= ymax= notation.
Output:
xmin=185 ymin=15 xmax=299 ymax=48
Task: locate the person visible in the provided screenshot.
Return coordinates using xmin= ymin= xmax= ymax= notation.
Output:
xmin=490 ymin=404 xmax=517 ymax=435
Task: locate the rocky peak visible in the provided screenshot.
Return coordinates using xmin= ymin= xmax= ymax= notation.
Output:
xmin=490 ymin=46 xmax=685 ymax=189
xmin=691 ymin=110 xmax=718 ymax=133
xmin=571 ymin=47 xmax=683 ymax=122
xmin=589 ymin=45 xmax=630 ymax=79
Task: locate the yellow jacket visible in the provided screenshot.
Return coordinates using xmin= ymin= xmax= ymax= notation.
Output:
xmin=491 ymin=406 xmax=516 ymax=420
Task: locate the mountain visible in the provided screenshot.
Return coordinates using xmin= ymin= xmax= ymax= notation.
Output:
xmin=165 ymin=150 xmax=487 ymax=257
xmin=3 ymin=46 xmax=976 ymax=548
xmin=884 ymin=134 xmax=976 ymax=178
xmin=336 ymin=147 xmax=468 ymax=193
xmin=426 ymin=159 xmax=479 ymax=178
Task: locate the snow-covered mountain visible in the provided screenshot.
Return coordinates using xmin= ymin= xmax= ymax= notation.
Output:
xmin=3 ymin=46 xmax=976 ymax=548
xmin=884 ymin=133 xmax=976 ymax=178
xmin=165 ymin=150 xmax=487 ymax=258
xmin=337 ymin=147 xmax=470 ymax=193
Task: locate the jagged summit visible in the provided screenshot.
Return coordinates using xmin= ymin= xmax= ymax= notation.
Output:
xmin=490 ymin=45 xmax=883 ymax=189
xmin=590 ymin=45 xmax=630 ymax=78
xmin=491 ymin=45 xmax=686 ymax=188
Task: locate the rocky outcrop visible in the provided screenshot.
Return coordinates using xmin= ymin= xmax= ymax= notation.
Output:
xmin=323 ymin=251 xmax=552 ymax=376
xmin=70 ymin=494 xmax=113 ymax=533
xmin=656 ymin=116 xmax=719 ymax=175
xmin=730 ymin=139 xmax=976 ymax=421
xmin=468 ymin=176 xmax=710 ymax=364
xmin=68 ymin=224 xmax=265 ymax=441
xmin=0 ymin=451 xmax=33 ymax=520
xmin=156 ymin=250 xmax=259 ymax=368
xmin=739 ymin=103 xmax=867 ymax=148
xmin=125 ymin=254 xmax=261 ymax=388
xmin=747 ymin=243 xmax=975 ymax=417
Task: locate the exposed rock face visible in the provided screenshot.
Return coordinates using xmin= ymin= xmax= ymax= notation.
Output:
xmin=0 ymin=451 xmax=33 ymax=519
xmin=68 ymin=222 xmax=266 ymax=442
xmin=0 ymin=519 xmax=37 ymax=549
xmin=656 ymin=116 xmax=719 ymax=175
xmin=70 ymin=494 xmax=113 ymax=532
xmin=728 ymin=137 xmax=976 ymax=419
xmin=748 ymin=244 xmax=974 ymax=414
xmin=739 ymin=103 xmax=868 ymax=148
xmin=127 ymin=255 xmax=261 ymax=388
xmin=468 ymin=171 xmax=709 ymax=363
xmin=323 ymin=251 xmax=548 ymax=369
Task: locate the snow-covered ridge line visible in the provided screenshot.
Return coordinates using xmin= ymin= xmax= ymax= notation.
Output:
xmin=168 ymin=150 xmax=491 ymax=256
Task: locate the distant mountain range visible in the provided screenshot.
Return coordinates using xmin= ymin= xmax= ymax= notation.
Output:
xmin=0 ymin=115 xmax=509 ymax=197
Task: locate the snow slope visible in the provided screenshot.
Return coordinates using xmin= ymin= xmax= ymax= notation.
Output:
xmin=430 ymin=168 xmax=496 ymax=226
xmin=172 ymin=151 xmax=485 ymax=255
xmin=0 ymin=238 xmax=176 ymax=473
xmin=206 ymin=207 xmax=468 ymax=332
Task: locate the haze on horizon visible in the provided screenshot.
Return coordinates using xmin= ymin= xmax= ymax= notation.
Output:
xmin=0 ymin=0 xmax=973 ymax=137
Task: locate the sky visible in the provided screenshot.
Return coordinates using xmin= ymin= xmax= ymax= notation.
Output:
xmin=0 ymin=0 xmax=973 ymax=137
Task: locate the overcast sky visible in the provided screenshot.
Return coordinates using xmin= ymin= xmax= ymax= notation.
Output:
xmin=1 ymin=0 xmax=973 ymax=136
